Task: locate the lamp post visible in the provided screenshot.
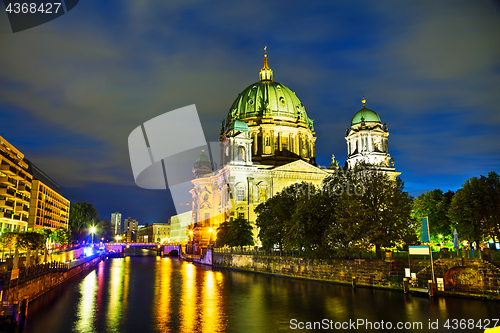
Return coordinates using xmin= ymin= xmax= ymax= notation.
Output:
xmin=189 ymin=230 xmax=193 ymax=254
xmin=90 ymin=226 xmax=96 ymax=244
xmin=208 ymin=227 xmax=213 ymax=247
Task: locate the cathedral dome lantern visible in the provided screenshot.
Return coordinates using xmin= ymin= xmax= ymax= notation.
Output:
xmin=223 ymin=47 xmax=317 ymax=166
xmin=193 ymin=150 xmax=213 ymax=179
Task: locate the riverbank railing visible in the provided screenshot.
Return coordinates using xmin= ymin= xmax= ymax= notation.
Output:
xmin=0 ymin=252 xmax=103 ymax=287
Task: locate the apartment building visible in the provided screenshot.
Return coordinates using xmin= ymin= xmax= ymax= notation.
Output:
xmin=0 ymin=135 xmax=32 ymax=232
xmin=26 ymin=160 xmax=70 ymax=231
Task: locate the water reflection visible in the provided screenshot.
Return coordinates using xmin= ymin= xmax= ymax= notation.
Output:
xmin=106 ymin=258 xmax=129 ymax=331
xmin=201 ymin=270 xmax=225 ymax=333
xmin=73 ymin=270 xmax=97 ymax=333
xmin=154 ymin=257 xmax=171 ymax=332
xmin=19 ymin=255 xmax=500 ymax=333
xmin=180 ymin=262 xmax=197 ymax=332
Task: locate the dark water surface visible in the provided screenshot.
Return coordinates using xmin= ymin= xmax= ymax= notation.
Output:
xmin=5 ymin=249 xmax=500 ymax=333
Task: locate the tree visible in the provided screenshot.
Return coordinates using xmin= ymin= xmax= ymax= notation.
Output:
xmin=216 ymin=218 xmax=254 ymax=249
xmin=324 ymin=164 xmax=417 ymax=258
xmin=96 ymin=218 xmax=114 ymax=242
xmin=215 ymin=221 xmax=232 ymax=248
xmin=52 ymin=228 xmax=69 ymax=246
xmin=68 ymin=202 xmax=99 ymax=242
xmin=412 ymin=189 xmax=454 ymax=243
xmin=0 ymin=232 xmax=18 ymax=257
xmin=290 ymin=186 xmax=336 ymax=258
xmin=68 ymin=202 xmax=98 ymax=230
xmin=448 ymin=172 xmax=500 ymax=255
xmin=230 ymin=217 xmax=254 ymax=249
xmin=255 ymin=185 xmax=298 ymax=253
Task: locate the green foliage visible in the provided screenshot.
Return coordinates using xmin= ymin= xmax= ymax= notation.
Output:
xmin=216 ymin=217 xmax=254 ymax=249
xmin=255 ymin=188 xmax=297 ymax=252
xmin=255 ymin=164 xmax=417 ymax=259
xmin=52 ymin=228 xmax=69 ymax=246
xmin=326 ymin=164 xmax=418 ymax=257
xmin=35 ymin=228 xmax=53 ymax=241
xmin=0 ymin=232 xmax=45 ymax=250
xmin=448 ymin=171 xmax=500 ymax=249
xmin=96 ymin=218 xmax=114 ymax=242
xmin=0 ymin=232 xmax=18 ymax=251
xmin=68 ymin=202 xmax=98 ymax=231
xmin=412 ymin=189 xmax=454 ymax=242
xmin=215 ymin=222 xmax=231 ymax=248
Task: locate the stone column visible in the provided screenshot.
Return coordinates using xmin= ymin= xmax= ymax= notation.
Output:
xmin=278 ymin=132 xmax=282 ymax=155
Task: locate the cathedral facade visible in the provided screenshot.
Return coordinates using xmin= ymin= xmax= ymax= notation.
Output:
xmin=187 ymin=51 xmax=398 ymax=250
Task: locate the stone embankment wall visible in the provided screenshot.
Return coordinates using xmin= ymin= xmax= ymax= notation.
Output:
xmin=212 ymin=253 xmax=500 ymax=298
xmin=3 ymin=256 xmax=101 ymax=303
xmin=213 ymin=253 xmax=403 ymax=289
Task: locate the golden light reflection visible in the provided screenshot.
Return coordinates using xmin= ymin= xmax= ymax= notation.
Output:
xmin=154 ymin=258 xmax=172 ymax=332
xmin=180 ymin=263 xmax=197 ymax=332
xmin=202 ymin=270 xmax=224 ymax=333
xmin=74 ymin=271 xmax=97 ymax=333
xmin=107 ymin=259 xmax=125 ymax=331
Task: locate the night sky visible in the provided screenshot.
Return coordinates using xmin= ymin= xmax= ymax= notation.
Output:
xmin=1 ymin=1 xmax=499 ymax=224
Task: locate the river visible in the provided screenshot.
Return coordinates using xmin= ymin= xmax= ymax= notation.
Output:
xmin=5 ymin=248 xmax=500 ymax=333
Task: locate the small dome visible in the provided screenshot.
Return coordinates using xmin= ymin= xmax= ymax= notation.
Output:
xmin=351 ymin=107 xmax=381 ymax=126
xmin=227 ymin=119 xmax=250 ymax=132
xmin=195 ymin=153 xmax=211 ymax=164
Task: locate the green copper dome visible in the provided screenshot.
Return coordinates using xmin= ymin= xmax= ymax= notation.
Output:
xmin=195 ymin=153 xmax=211 ymax=164
xmin=226 ymin=52 xmax=314 ymax=131
xmin=227 ymin=81 xmax=313 ymax=130
xmin=227 ymin=119 xmax=250 ymax=132
xmin=351 ymin=107 xmax=381 ymax=126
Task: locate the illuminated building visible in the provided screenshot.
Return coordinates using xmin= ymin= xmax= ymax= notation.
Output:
xmin=169 ymin=211 xmax=191 ymax=245
xmin=0 ymin=135 xmax=32 ymax=232
xmin=175 ymin=49 xmax=399 ymax=251
xmin=26 ymin=159 xmax=70 ymax=231
xmin=345 ymin=97 xmax=400 ymax=179
xmin=111 ymin=212 xmax=122 ymax=235
xmin=190 ymin=50 xmax=336 ymax=250
xmin=138 ymin=223 xmax=170 ymax=243
xmin=124 ymin=217 xmax=138 ymax=242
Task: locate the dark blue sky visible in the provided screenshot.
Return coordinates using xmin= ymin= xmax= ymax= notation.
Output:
xmin=1 ymin=0 xmax=499 ymax=224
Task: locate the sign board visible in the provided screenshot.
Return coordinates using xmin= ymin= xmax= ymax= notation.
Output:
xmin=420 ymin=217 xmax=430 ymax=243
xmin=411 ymin=273 xmax=416 ymax=279
xmin=11 ymin=268 xmax=19 ymax=280
xmin=409 ymin=245 xmax=430 ymax=255
xmin=405 ymin=268 xmax=411 ymax=278
xmin=437 ymin=278 xmax=444 ymax=291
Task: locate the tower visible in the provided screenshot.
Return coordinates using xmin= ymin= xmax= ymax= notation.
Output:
xmin=111 ymin=212 xmax=121 ymax=235
xmin=345 ymin=97 xmax=398 ymax=175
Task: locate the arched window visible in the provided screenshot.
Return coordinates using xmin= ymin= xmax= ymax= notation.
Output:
xmin=238 ymin=146 xmax=245 ymax=161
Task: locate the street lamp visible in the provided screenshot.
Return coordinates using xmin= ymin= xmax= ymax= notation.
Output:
xmin=188 ymin=230 xmax=194 ymax=254
xmin=208 ymin=227 xmax=213 ymax=247
xmin=90 ymin=226 xmax=96 ymax=244
xmin=115 ymin=235 xmax=122 ymax=243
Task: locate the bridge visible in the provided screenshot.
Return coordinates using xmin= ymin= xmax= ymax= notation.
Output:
xmin=103 ymin=243 xmax=182 ymax=257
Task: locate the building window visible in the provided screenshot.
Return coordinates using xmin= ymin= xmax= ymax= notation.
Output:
xmin=238 ymin=213 xmax=244 ymax=219
xmin=237 ymin=187 xmax=245 ymax=202
xmin=238 ymin=146 xmax=245 ymax=161
xmin=259 ymin=187 xmax=266 ymax=201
